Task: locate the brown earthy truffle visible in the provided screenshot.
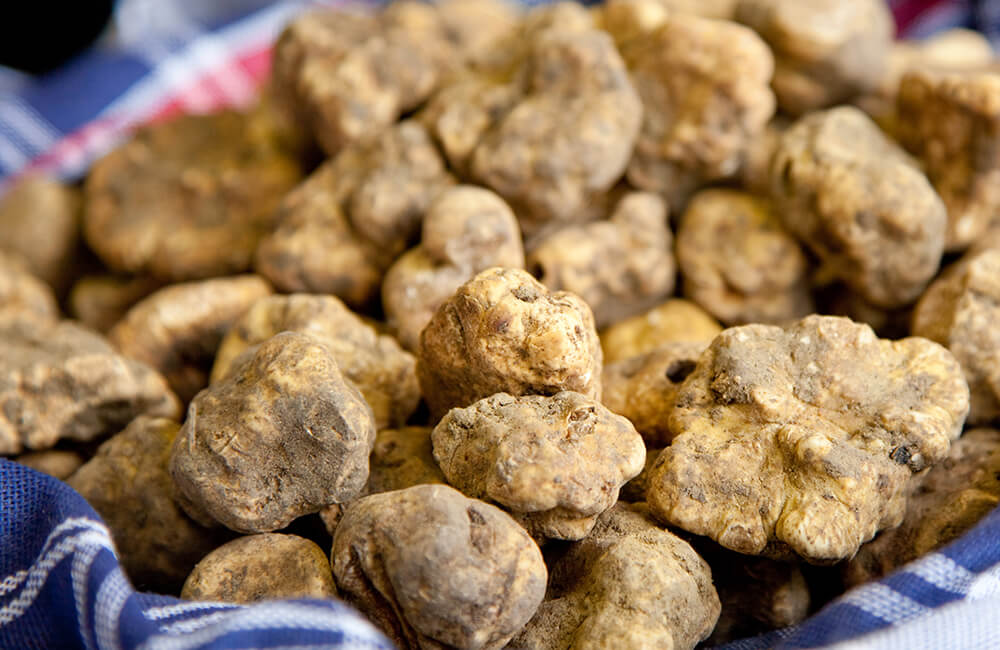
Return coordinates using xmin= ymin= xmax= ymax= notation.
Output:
xmin=0 ymin=175 xmax=80 ymax=292
xmin=601 ymin=0 xmax=738 ymax=46
xmin=332 ymin=484 xmax=547 ymax=650
xmin=0 ymin=321 xmax=180 ymax=455
xmin=83 ymin=110 xmax=302 ymax=282
xmin=68 ymin=275 xmax=164 ymax=334
xmin=417 ymin=268 xmax=602 ymax=420
xmin=701 ymin=546 xmax=811 ymax=646
xmin=623 ymin=13 xmax=775 ymax=210
xmin=618 ymin=449 xmax=661 ymax=503
xmin=68 ymin=417 xmax=227 ymax=592
xmin=602 ymin=341 xmax=708 ymax=447
xmin=897 ymin=68 xmax=1000 ymax=251
xmin=365 ymin=427 xmax=445 ymax=496
xmin=646 ymin=315 xmax=970 ymax=563
xmin=470 ymin=27 xmax=641 ymax=232
xmin=509 ymin=503 xmax=720 ymax=650
xmin=170 ymin=332 xmax=376 ymax=533
xmin=108 ymin=275 xmax=271 ymax=405
xmin=845 ymin=428 xmax=1000 ymax=587
xmin=255 ymin=120 xmax=453 ymax=308
xmin=14 ymin=450 xmax=84 ymax=480
xmin=432 ymin=392 xmax=645 ymax=540
xmin=0 ymin=251 xmax=59 ymax=328
xmin=771 ymin=106 xmax=946 ymax=309
xmin=528 ymin=192 xmax=674 ymax=329
xmin=600 ymin=299 xmax=723 ymax=363
xmin=739 ymin=117 xmax=789 ymax=195
xmin=211 ymin=294 xmax=418 ymax=429
xmin=181 ymin=533 xmax=337 ymax=603
xmin=735 ymin=0 xmax=894 ymax=115
xmin=912 ymin=249 xmax=1000 ymax=425
xmin=272 ymin=3 xmax=454 ymax=156
xmin=382 ymin=185 xmax=524 ymax=351
xmin=677 ymin=189 xmax=813 ymax=326
xmin=436 ymin=0 xmax=522 ymax=58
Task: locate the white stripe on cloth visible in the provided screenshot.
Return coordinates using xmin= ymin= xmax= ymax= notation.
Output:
xmin=138 ymin=603 xmax=386 ymax=650
xmin=0 ymin=518 xmax=112 ymax=598
xmin=0 ymin=127 xmax=29 ymax=170
xmin=95 ymin=568 xmax=131 ymax=650
xmin=904 ymin=552 xmax=976 ymax=595
xmin=840 ymin=583 xmax=928 ymax=624
xmin=143 ymin=601 xmax=240 ymax=622
xmin=73 ymin=541 xmax=102 ymax=650
xmin=159 ymin=611 xmax=234 ymax=635
xmin=0 ymin=98 xmax=60 ymax=150
xmin=966 ymin=560 xmax=1000 ymax=601
xmin=0 ymin=528 xmax=116 ymax=625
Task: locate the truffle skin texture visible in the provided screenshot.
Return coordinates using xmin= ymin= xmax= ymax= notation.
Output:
xmin=169 ymin=331 xmax=376 ymax=533
xmin=382 ymin=185 xmax=525 ymax=351
xmin=181 ymin=533 xmax=337 ymax=603
xmin=845 ymin=428 xmax=1000 ymax=587
xmin=83 ymin=110 xmax=302 ymax=282
xmin=0 ymin=321 xmax=180 ymax=455
xmin=365 ymin=427 xmax=446 ymax=496
xmin=0 ymin=251 xmax=59 ymax=329
xmin=15 ymin=450 xmax=84 ymax=480
xmin=602 ymin=341 xmax=708 ymax=447
xmin=432 ymin=392 xmax=646 ymax=541
xmin=677 ymin=189 xmax=813 ymax=326
xmin=646 ymin=315 xmax=970 ymax=563
xmin=0 ymin=175 xmax=80 ymax=291
xmin=623 ymin=13 xmax=775 ymax=210
xmin=509 ymin=502 xmax=720 ymax=650
xmin=69 ymin=275 xmax=164 ymax=334
xmin=912 ymin=249 xmax=1000 ymax=425
xmin=770 ymin=106 xmax=947 ymax=309
xmin=469 ymin=28 xmax=642 ymax=230
xmin=599 ymin=299 xmax=722 ymax=364
xmin=255 ymin=121 xmax=453 ymax=308
xmin=897 ymin=68 xmax=1000 ymax=251
xmin=108 ymin=275 xmax=272 ymax=404
xmin=417 ymin=268 xmax=602 ymax=420
xmin=68 ymin=417 xmax=227 ymax=592
xmin=211 ymin=293 xmax=419 ymax=430
xmin=529 ymin=192 xmax=675 ymax=329
xmin=332 ymin=484 xmax=547 ymax=650
xmin=271 ymin=5 xmax=453 ymax=155
xmin=735 ymin=0 xmax=894 ymax=115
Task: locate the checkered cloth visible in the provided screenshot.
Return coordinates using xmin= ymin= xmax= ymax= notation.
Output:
xmin=2 ymin=1 xmax=1000 ymax=649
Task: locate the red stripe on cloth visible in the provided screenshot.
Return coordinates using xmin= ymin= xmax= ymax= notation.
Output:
xmin=891 ymin=0 xmax=954 ymax=35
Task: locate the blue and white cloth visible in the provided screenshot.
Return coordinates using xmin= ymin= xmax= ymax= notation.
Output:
xmin=3 ymin=1 xmax=1000 ymax=648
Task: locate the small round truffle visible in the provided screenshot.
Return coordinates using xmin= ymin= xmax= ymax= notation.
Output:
xmin=735 ymin=0 xmax=894 ymax=115
xmin=382 ymin=186 xmax=524 ymax=351
xmin=0 ymin=321 xmax=180 ymax=455
xmin=15 ymin=450 xmax=84 ymax=480
xmin=912 ymin=248 xmax=1000 ymax=425
xmin=432 ymin=392 xmax=646 ymax=540
xmin=624 ymin=12 xmax=775 ymax=209
xmin=0 ymin=175 xmax=80 ymax=291
xmin=529 ymin=192 xmax=675 ymax=329
xmin=83 ymin=110 xmax=302 ymax=282
xmin=365 ymin=427 xmax=445 ymax=496
xmin=647 ymin=315 xmax=970 ymax=563
xmin=68 ymin=275 xmax=164 ymax=334
xmin=677 ymin=189 xmax=813 ymax=326
xmin=170 ymin=331 xmax=376 ymax=533
xmin=770 ymin=106 xmax=946 ymax=309
xmin=417 ymin=267 xmax=602 ymax=420
xmin=0 ymin=251 xmax=59 ymax=329
xmin=602 ymin=341 xmax=708 ymax=447
xmin=510 ymin=502 xmax=720 ymax=650
xmin=332 ymin=484 xmax=547 ymax=650
xmin=211 ymin=293 xmax=419 ymax=429
xmin=68 ymin=416 xmax=227 ymax=592
xmin=108 ymin=275 xmax=272 ymax=404
xmin=181 ymin=533 xmax=337 ymax=603
xmin=600 ymin=299 xmax=723 ymax=363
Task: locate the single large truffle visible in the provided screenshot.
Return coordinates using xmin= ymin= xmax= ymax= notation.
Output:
xmin=417 ymin=268 xmax=602 ymax=420
xmin=332 ymin=484 xmax=547 ymax=650
xmin=646 ymin=315 xmax=970 ymax=563
xmin=0 ymin=321 xmax=180 ymax=454
xmin=770 ymin=106 xmax=946 ymax=309
xmin=432 ymin=392 xmax=646 ymax=540
xmin=170 ymin=331 xmax=376 ymax=533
